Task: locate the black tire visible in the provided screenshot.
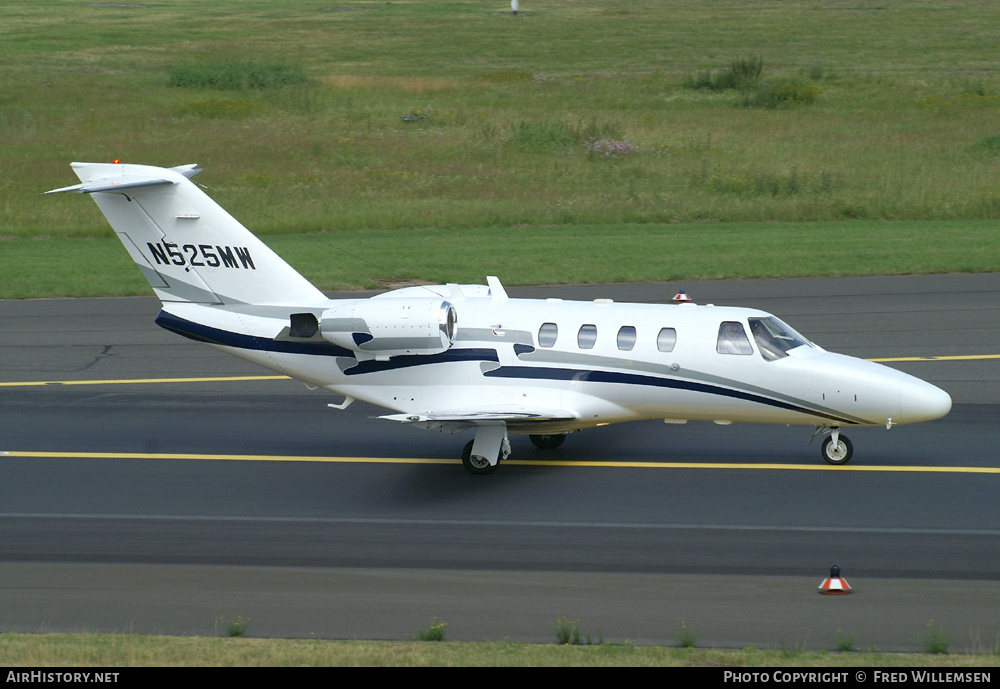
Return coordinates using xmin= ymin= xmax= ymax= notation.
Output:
xmin=821 ymin=434 xmax=853 ymax=465
xmin=462 ymin=440 xmax=500 ymax=475
xmin=529 ymin=434 xmax=566 ymax=450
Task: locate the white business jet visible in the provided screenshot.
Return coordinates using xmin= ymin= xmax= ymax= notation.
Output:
xmin=49 ymin=162 xmax=952 ymax=474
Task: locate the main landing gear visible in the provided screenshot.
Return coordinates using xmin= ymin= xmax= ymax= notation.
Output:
xmin=529 ymin=434 xmax=566 ymax=450
xmin=817 ymin=427 xmax=854 ymax=465
xmin=461 ymin=429 xmax=569 ymax=475
xmin=461 ymin=423 xmax=510 ymax=475
xmin=462 ymin=440 xmax=500 ymax=475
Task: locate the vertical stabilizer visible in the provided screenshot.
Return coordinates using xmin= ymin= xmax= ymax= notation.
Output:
xmin=48 ymin=162 xmax=327 ymax=306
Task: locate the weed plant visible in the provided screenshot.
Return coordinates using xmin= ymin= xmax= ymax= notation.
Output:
xmin=740 ymin=80 xmax=820 ymax=108
xmin=685 ymin=55 xmax=763 ymax=92
xmin=554 ymin=618 xmax=583 ymax=645
xmin=677 ymin=621 xmax=697 ymax=649
xmin=168 ymin=62 xmax=308 ymax=90
xmin=222 ymin=616 xmax=249 ymax=638
xmin=920 ymin=623 xmax=952 ymax=655
xmin=553 ymin=617 xmax=602 ymax=646
xmin=970 ymin=134 xmax=1000 ymax=155
xmin=415 ymin=619 xmax=447 ymax=642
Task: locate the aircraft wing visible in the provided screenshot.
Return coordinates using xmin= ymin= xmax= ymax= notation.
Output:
xmin=379 ymin=407 xmax=577 ymax=432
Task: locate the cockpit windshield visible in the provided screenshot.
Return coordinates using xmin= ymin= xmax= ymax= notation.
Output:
xmin=748 ymin=316 xmax=812 ymax=361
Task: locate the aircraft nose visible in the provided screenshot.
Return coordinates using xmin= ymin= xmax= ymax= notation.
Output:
xmin=898 ymin=377 xmax=952 ymax=424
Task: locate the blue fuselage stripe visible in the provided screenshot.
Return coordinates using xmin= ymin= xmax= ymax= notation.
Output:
xmin=155 ymin=310 xmax=354 ymax=357
xmin=154 ymin=311 xmax=501 ymax=372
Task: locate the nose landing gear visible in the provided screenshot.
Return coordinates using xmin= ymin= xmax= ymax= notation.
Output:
xmin=815 ymin=427 xmax=854 ymax=465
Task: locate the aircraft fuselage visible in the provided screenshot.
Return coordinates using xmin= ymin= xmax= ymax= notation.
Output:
xmin=156 ymin=284 xmax=951 ymax=435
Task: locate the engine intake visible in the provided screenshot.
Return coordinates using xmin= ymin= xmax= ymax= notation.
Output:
xmin=319 ymin=298 xmax=458 ymax=358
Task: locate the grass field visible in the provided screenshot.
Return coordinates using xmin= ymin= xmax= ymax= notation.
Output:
xmin=2 ymin=0 xmax=998 ymax=297
xmin=3 ymin=219 xmax=998 ymax=297
xmin=1 ymin=633 xmax=996 ymax=667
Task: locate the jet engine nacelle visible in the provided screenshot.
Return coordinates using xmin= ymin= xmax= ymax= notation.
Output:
xmin=320 ymin=298 xmax=458 ymax=358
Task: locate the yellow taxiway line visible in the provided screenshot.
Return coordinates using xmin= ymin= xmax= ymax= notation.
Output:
xmin=0 ymin=352 xmax=996 ymax=388
xmin=868 ymin=354 xmax=1000 ymax=363
xmin=2 ymin=450 xmax=999 ymax=474
xmin=0 ymin=375 xmax=290 ymax=387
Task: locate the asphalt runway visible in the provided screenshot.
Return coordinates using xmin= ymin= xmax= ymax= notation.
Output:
xmin=1 ymin=274 xmax=998 ymax=651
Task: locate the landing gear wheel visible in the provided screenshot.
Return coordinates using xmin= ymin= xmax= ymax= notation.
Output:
xmin=462 ymin=440 xmax=500 ymax=475
xmin=529 ymin=434 xmax=566 ymax=450
xmin=821 ymin=434 xmax=853 ymax=465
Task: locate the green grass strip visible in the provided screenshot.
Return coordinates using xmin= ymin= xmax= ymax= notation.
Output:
xmin=2 ymin=220 xmax=996 ymax=299
xmin=0 ymin=633 xmax=996 ymax=667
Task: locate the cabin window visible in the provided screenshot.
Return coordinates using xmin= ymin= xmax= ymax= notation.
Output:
xmin=749 ymin=316 xmax=811 ymax=361
xmin=577 ymin=324 xmax=598 ymax=349
xmin=717 ymin=321 xmax=753 ymax=355
xmin=617 ymin=325 xmax=637 ymax=351
xmin=656 ymin=327 xmax=676 ymax=353
xmin=538 ymin=322 xmax=558 ymax=348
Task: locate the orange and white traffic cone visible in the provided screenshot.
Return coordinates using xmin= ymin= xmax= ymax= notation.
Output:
xmin=818 ymin=564 xmax=852 ymax=595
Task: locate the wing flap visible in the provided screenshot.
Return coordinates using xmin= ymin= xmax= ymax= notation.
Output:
xmin=381 ymin=407 xmax=577 ymax=425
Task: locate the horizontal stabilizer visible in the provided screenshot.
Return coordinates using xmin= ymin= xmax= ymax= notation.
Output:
xmin=46 ymin=164 xmax=202 ymax=195
xmin=47 ymin=178 xmax=173 ymax=195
